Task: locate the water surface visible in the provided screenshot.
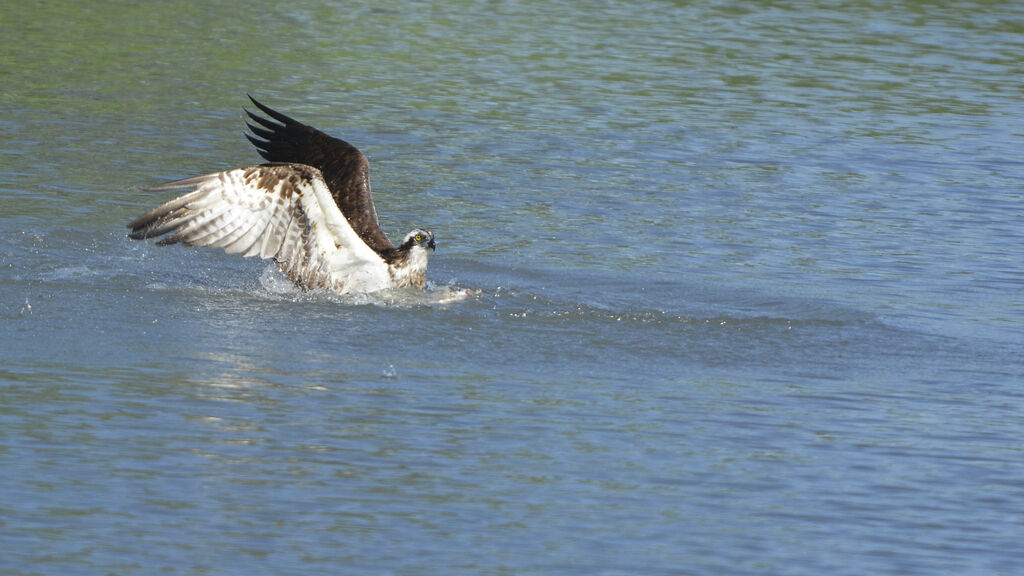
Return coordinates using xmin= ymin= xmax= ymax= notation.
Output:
xmin=3 ymin=1 xmax=1023 ymax=574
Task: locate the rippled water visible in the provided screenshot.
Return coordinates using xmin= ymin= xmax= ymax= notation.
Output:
xmin=3 ymin=1 xmax=1023 ymax=574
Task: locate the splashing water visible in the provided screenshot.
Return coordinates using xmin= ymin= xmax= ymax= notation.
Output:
xmin=257 ymin=264 xmax=478 ymax=307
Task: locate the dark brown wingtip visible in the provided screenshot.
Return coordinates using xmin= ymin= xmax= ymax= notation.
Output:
xmin=244 ymin=132 xmax=267 ymax=149
xmin=244 ymin=133 xmax=274 ymax=162
xmin=245 ymin=122 xmax=276 ymax=140
xmin=245 ymin=95 xmax=299 ymax=126
xmin=246 ymin=93 xmax=266 ymax=110
xmin=244 ymin=107 xmax=283 ymax=131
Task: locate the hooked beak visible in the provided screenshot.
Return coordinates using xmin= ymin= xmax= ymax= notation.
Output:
xmin=428 ymin=238 xmax=436 ymax=251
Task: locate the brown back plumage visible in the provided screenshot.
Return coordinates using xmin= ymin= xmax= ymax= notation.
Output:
xmin=244 ymin=96 xmax=395 ymax=254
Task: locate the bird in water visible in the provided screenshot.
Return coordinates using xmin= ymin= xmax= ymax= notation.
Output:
xmin=128 ymin=96 xmax=436 ymax=295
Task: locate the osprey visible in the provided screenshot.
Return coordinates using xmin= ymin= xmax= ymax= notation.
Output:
xmin=128 ymin=97 xmax=436 ymax=295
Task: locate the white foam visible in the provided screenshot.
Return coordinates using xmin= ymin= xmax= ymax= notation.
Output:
xmin=257 ymin=264 xmax=304 ymax=296
xmin=255 ymin=264 xmax=479 ymax=307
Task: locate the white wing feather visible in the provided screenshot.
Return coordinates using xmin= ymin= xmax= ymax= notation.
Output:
xmin=129 ymin=164 xmax=391 ymax=293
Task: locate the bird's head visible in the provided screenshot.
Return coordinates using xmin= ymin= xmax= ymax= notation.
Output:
xmin=401 ymin=228 xmax=435 ymax=252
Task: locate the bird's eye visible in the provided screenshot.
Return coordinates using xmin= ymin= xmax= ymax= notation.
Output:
xmin=414 ymin=234 xmax=423 ymax=242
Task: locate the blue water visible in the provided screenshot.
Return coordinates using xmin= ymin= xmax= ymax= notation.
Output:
xmin=3 ymin=1 xmax=1024 ymax=574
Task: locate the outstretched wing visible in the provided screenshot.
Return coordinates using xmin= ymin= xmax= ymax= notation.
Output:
xmin=244 ymin=96 xmax=395 ymax=254
xmin=128 ymin=163 xmax=388 ymax=292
